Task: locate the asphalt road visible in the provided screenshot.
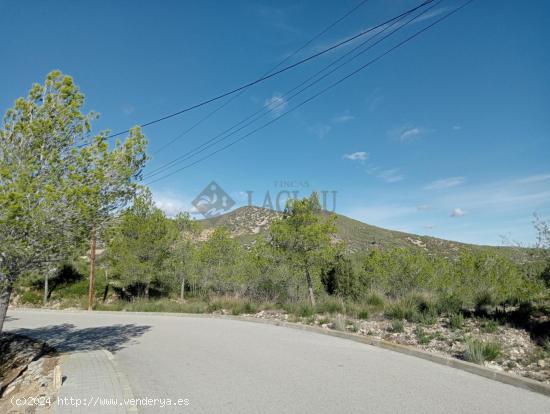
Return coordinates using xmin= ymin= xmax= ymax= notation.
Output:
xmin=5 ymin=309 xmax=550 ymax=413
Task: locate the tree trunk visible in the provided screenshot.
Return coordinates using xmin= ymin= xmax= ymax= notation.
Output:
xmin=87 ymin=232 xmax=97 ymax=310
xmin=305 ymin=269 xmax=316 ymax=306
xmin=43 ymin=271 xmax=49 ymax=306
xmin=102 ymin=267 xmax=109 ymax=303
xmin=144 ymin=283 xmax=150 ymax=300
xmin=0 ymin=282 xmax=13 ymax=334
xmin=180 ymin=277 xmax=185 ymax=302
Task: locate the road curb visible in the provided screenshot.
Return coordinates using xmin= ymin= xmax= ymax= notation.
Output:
xmin=54 ymin=349 xmax=136 ymax=413
xmin=10 ymin=306 xmax=550 ymax=398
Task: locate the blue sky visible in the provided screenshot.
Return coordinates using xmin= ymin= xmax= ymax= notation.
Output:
xmin=1 ymin=0 xmax=549 ymax=245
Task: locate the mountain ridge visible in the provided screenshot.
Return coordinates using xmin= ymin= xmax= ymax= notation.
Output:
xmin=198 ymin=206 xmax=532 ymax=261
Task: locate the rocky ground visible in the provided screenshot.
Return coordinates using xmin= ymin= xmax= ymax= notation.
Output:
xmin=0 ymin=334 xmax=60 ymax=414
xmin=240 ymin=310 xmax=550 ymax=384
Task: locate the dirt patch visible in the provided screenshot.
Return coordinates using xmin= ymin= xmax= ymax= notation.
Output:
xmin=243 ymin=310 xmax=550 ymax=384
xmin=0 ymin=334 xmax=60 ymax=413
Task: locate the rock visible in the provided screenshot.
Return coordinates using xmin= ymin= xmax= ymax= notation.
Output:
xmin=537 ymin=360 xmax=546 ymax=368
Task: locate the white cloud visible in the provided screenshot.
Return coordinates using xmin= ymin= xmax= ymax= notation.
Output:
xmin=264 ymin=93 xmax=287 ymax=115
xmin=333 ymin=113 xmax=355 ymax=123
xmin=413 ymin=7 xmax=450 ymax=24
xmin=450 ymin=207 xmax=466 ymax=217
xmin=377 ymin=169 xmax=404 ymax=183
xmin=308 ymin=124 xmax=331 ymax=139
xmin=343 ymin=151 xmax=368 ymax=162
xmin=388 ymin=125 xmax=429 ymax=142
xmin=514 ymin=174 xmax=550 ymax=184
xmin=452 ymin=125 xmax=462 ymax=131
xmin=400 ymin=127 xmax=421 ymax=141
xmin=154 ymin=194 xmax=196 ymax=217
xmin=424 ymin=176 xmax=465 ymax=190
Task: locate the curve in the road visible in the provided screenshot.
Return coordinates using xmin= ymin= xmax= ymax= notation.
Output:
xmin=5 ymin=309 xmax=550 ymax=414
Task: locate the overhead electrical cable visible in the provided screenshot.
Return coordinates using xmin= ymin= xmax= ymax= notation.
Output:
xmin=144 ymin=0 xmax=439 ymax=180
xmin=152 ymin=0 xmax=371 ymax=156
xmin=106 ymin=0 xmax=435 ymax=139
xmin=145 ymin=0 xmax=474 ymax=186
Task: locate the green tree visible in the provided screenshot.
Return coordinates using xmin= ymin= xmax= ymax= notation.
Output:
xmin=72 ymin=125 xmax=147 ymax=309
xmin=269 ymin=193 xmax=337 ymax=305
xmin=107 ymin=190 xmax=171 ymax=299
xmin=196 ymin=227 xmax=249 ymax=295
xmin=167 ymin=212 xmax=201 ymax=301
xmin=534 ymin=214 xmax=550 ymax=288
xmin=0 ymin=71 xmax=99 ymax=332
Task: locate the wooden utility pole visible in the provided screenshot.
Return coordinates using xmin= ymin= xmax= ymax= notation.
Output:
xmin=87 ymin=232 xmax=96 ymax=310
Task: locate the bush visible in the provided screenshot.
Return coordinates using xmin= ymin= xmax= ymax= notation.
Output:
xmin=412 ymin=309 xmax=438 ymax=325
xmin=464 ymin=339 xmax=501 ymax=364
xmin=480 ymin=319 xmax=499 ymax=333
xmin=449 ymin=313 xmax=464 ymax=330
xmin=474 ymin=290 xmax=495 ymax=313
xmin=285 ymin=302 xmax=315 ymax=318
xmin=20 ymin=290 xmax=42 ymax=305
xmin=332 ymin=315 xmax=346 ymax=331
xmin=415 ymin=326 xmax=431 ymax=345
xmin=365 ymin=291 xmax=386 ymax=309
xmin=357 ymin=309 xmax=369 ymax=320
xmin=385 ymin=297 xmax=418 ymax=321
xmin=436 ymin=294 xmax=463 ymax=315
xmin=315 ymin=297 xmax=344 ymax=314
xmin=388 ymin=319 xmax=404 ymax=333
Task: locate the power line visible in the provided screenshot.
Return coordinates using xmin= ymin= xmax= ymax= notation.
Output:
xmin=152 ymin=0 xmax=371 ymax=156
xmin=145 ymin=0 xmax=474 ymax=186
xmin=107 ymin=0 xmax=435 ymax=139
xmin=144 ymin=0 xmax=437 ymax=180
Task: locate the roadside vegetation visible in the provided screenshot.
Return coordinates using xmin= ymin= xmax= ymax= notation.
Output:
xmin=2 ymin=72 xmax=550 ymax=384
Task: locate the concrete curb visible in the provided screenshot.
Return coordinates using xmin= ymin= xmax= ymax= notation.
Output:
xmin=54 ymin=350 xmax=136 ymax=414
xmin=102 ymin=349 xmax=138 ymax=413
xmin=10 ymin=306 xmax=550 ymax=398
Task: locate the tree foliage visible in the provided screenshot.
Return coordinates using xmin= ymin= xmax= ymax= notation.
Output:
xmin=269 ymin=193 xmax=337 ymax=304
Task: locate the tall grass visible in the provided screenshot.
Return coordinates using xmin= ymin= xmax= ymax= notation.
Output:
xmin=464 ymin=339 xmax=501 ymax=364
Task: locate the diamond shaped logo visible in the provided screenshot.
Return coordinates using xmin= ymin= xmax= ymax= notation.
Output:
xmin=192 ymin=181 xmax=235 ymax=218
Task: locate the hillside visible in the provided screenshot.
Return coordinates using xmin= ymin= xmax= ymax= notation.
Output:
xmin=199 ymin=206 xmax=534 ymax=261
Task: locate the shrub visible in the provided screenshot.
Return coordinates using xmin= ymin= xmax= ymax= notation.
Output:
xmin=483 ymin=342 xmax=502 ymax=361
xmin=318 ymin=317 xmax=331 ymax=325
xmin=385 ymin=297 xmax=418 ymax=321
xmin=296 ymin=303 xmax=315 ymax=318
xmin=349 ymin=320 xmax=360 ymax=332
xmin=305 ymin=315 xmax=316 ymax=325
xmin=449 ymin=313 xmax=464 ymax=330
xmin=464 ymin=339 xmax=501 ymax=364
xmin=357 ymin=309 xmax=369 ymax=320
xmin=480 ymin=319 xmax=498 ymax=333
xmin=365 ymin=291 xmax=386 ymax=309
xmin=412 ymin=309 xmax=438 ymax=325
xmin=436 ymin=294 xmax=463 ymax=315
xmin=388 ymin=319 xmax=404 ymax=333
xmin=316 ymin=297 xmax=344 ymax=314
xmin=206 ymin=302 xmax=223 ymax=313
xmin=332 ymin=315 xmax=346 ymax=331
xmin=415 ymin=327 xmax=431 ymax=345
xmin=475 ymin=290 xmax=495 ymax=313
xmin=20 ymin=290 xmax=42 ymax=305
